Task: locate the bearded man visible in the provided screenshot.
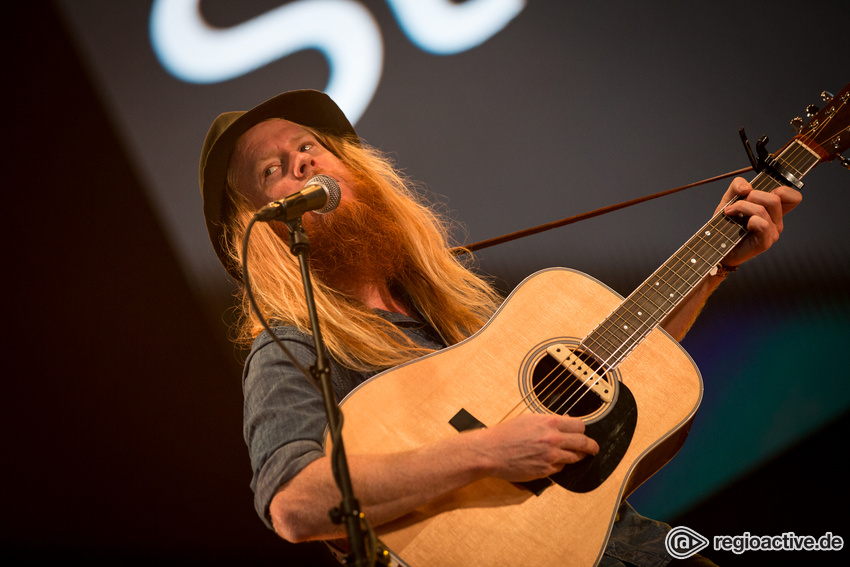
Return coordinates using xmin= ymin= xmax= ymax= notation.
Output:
xmin=199 ymin=90 xmax=800 ymax=566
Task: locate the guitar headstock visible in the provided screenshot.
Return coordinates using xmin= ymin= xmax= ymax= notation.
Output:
xmin=792 ymin=83 xmax=850 ymax=168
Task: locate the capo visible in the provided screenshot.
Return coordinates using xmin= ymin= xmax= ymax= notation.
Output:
xmin=738 ymin=127 xmax=805 ymax=191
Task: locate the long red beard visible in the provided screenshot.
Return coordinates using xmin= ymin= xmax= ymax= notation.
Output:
xmin=297 ymin=177 xmax=409 ymax=296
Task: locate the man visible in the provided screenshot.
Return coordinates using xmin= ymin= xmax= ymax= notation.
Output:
xmin=199 ymin=90 xmax=800 ymax=566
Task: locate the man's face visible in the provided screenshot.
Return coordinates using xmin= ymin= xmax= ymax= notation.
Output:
xmin=230 ymin=118 xmax=354 ymax=209
xmin=231 ymin=118 xmax=407 ymax=291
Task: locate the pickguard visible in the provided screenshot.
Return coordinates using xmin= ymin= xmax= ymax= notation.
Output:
xmin=552 ymin=381 xmax=638 ymax=493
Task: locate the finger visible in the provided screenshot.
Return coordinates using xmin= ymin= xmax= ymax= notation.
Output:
xmin=729 ymin=177 xmax=753 ymax=196
xmin=772 ymin=185 xmax=803 ymax=214
xmin=561 ymin=433 xmax=599 ymax=456
xmin=554 ymin=416 xmax=586 ymax=434
xmin=584 ymin=436 xmax=600 ymax=456
xmin=715 ymin=177 xmax=752 ymax=215
xmin=558 ymin=445 xmax=599 ymax=465
xmin=729 ymin=189 xmax=784 ymax=228
xmin=743 ymin=214 xmax=778 ymax=245
xmin=720 ymin=177 xmax=748 ymax=203
xmin=756 ymin=190 xmax=785 ymax=226
xmin=725 ymin=202 xmax=780 ymax=244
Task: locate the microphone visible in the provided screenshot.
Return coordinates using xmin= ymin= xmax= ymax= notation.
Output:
xmin=253 ymin=174 xmax=341 ymax=222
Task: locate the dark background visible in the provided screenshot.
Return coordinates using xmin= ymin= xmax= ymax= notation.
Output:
xmin=6 ymin=2 xmax=847 ymax=565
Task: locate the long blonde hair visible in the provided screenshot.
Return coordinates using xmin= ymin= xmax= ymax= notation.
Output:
xmin=221 ymin=129 xmax=501 ymax=371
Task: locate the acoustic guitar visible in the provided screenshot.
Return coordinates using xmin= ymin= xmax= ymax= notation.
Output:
xmin=331 ymin=84 xmax=850 ymax=566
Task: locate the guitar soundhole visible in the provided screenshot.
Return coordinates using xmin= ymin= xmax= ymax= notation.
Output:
xmin=531 ymin=352 xmax=605 ymax=417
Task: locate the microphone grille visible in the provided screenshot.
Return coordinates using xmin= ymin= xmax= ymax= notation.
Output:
xmin=309 ymin=174 xmax=341 ymax=214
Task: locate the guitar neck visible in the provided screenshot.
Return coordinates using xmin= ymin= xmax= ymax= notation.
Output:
xmin=581 ymin=139 xmax=822 ymax=372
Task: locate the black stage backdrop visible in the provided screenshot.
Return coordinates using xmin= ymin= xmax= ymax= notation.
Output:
xmin=6 ymin=2 xmax=847 ymax=565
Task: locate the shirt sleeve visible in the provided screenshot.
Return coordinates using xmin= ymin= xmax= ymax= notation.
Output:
xmin=242 ymin=329 xmax=329 ymax=530
xmin=240 ymin=316 xmax=434 ymax=531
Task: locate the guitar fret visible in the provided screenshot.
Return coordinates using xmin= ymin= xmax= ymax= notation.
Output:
xmin=779 ymin=140 xmax=821 ymax=179
xmin=586 ymin=318 xmax=639 ymax=366
xmin=781 ymin=155 xmax=805 ymax=178
xmin=582 ymin=184 xmax=752 ymax=369
xmin=620 ymin=297 xmax=657 ymax=327
xmin=663 ymin=257 xmax=703 ymax=288
xmin=630 ymin=287 xmax=669 ymax=327
xmin=589 ymin=324 xmax=626 ymax=356
xmin=586 ymin=291 xmax=659 ymax=369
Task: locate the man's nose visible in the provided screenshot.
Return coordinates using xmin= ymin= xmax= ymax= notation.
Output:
xmin=292 ymin=152 xmax=315 ymax=179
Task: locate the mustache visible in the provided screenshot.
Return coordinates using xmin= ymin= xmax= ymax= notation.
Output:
xmin=300 ymin=179 xmax=409 ymax=292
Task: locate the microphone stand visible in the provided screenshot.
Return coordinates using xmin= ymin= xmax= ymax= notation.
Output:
xmin=284 ymin=217 xmax=389 ymax=567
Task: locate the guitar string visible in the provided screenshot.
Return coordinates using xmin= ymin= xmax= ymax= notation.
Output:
xmin=552 ymin=126 xmax=839 ymax=413
xmin=505 ymin=187 xmax=756 ymax=419
xmin=542 ymin=169 xmax=780 ymax=417
xmin=499 ymin=103 xmax=846 ymax=421
xmin=511 ymin=136 xmax=820 ymax=420
xmin=498 ymin=185 xmax=760 ymax=422
xmin=552 ymin=208 xmax=753 ymax=416
xmin=500 ymin=219 xmax=739 ymax=422
xmin=555 ymin=133 xmax=828 ymax=413
xmin=563 ymin=116 xmax=846 ymax=404
xmin=509 ymin=108 xmax=845 ymax=420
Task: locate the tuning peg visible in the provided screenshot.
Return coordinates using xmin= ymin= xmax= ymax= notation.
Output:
xmin=806 ymin=104 xmax=820 ymax=117
xmin=790 ymin=116 xmax=805 ymax=134
xmin=821 ymin=91 xmax=834 ymax=103
xmin=831 ymin=137 xmax=850 ymax=170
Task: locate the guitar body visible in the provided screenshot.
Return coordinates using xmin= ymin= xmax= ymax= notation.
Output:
xmin=334 ymin=268 xmax=703 ymax=566
xmin=325 ymin=85 xmax=850 ymax=564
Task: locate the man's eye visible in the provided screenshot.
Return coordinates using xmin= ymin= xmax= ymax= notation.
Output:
xmin=300 ymin=143 xmax=313 ymax=152
xmin=263 ymin=165 xmax=279 ymax=177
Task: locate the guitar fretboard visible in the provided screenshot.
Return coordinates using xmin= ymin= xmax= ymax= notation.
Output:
xmin=580 ymin=139 xmax=821 ymax=372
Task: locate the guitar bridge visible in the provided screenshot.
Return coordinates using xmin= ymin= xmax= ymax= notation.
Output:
xmin=546 ymin=345 xmax=614 ymax=402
